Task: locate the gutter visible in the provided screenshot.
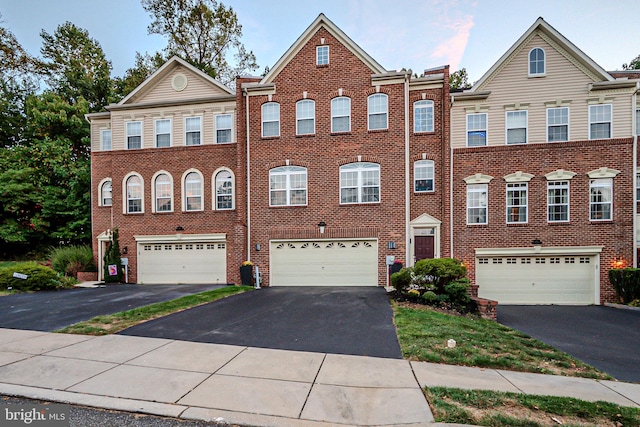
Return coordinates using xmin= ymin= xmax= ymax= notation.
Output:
xmin=634 ymin=84 xmax=638 ymax=267
xmin=449 ymin=93 xmax=455 ymax=259
xmin=244 ymin=88 xmax=251 ymax=262
xmin=404 ymin=72 xmax=411 ymax=266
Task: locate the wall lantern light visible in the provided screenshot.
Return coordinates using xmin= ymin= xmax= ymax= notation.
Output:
xmin=388 ymin=241 xmax=397 ymax=249
xmin=176 ymin=225 xmax=184 ymax=232
xmin=318 ymin=221 xmax=326 ymax=234
xmin=255 ymin=243 xmax=261 ymax=251
xmin=531 ymin=239 xmax=542 ymax=245
xmin=122 ymin=246 xmax=128 ymax=254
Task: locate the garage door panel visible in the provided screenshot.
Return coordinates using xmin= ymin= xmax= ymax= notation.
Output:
xmin=138 ymin=242 xmax=226 ymax=284
xmin=271 ymin=240 xmax=377 ymax=286
xmin=477 ymin=256 xmax=595 ymax=305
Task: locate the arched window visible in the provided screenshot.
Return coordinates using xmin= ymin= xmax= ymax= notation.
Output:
xmin=215 ymin=170 xmax=234 ymax=210
xmin=100 ymin=180 xmax=112 ymax=206
xmin=184 ymin=171 xmax=203 ymax=211
xmin=154 ymin=173 xmax=172 ymax=212
xmin=414 ymin=100 xmax=434 ymax=133
xmin=368 ymin=94 xmax=388 ymax=130
xmin=331 ymin=97 xmax=351 ymax=133
xmin=414 ymin=160 xmax=434 ymax=192
xmin=340 ymin=162 xmax=380 ymax=204
xmin=529 ymin=48 xmax=545 ymax=76
xmin=262 ymin=102 xmax=280 ymax=137
xmin=269 ymin=166 xmax=308 ymax=206
xmin=296 ymin=100 xmax=315 ymax=135
xmin=126 ymin=175 xmax=143 ymax=213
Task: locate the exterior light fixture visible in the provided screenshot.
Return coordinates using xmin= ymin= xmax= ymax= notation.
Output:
xmin=531 ymin=239 xmax=542 ymax=245
xmin=388 ymin=241 xmax=397 ymax=249
xmin=318 ymin=221 xmax=326 ymax=234
xmin=612 ymin=256 xmax=626 ymax=269
xmin=255 ymin=243 xmax=261 ymax=251
xmin=176 ymin=226 xmax=184 ymax=232
xmin=122 ymin=246 xmax=128 ymax=254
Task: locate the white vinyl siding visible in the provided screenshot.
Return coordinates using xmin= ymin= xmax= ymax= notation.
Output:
xmin=269 ymin=166 xmax=307 ymax=206
xmin=589 ymin=104 xmax=612 ymax=140
xmin=262 ymin=102 xmax=280 ymax=137
xmin=331 ymin=97 xmax=351 ymax=133
xmin=466 ymin=113 xmax=487 ymax=146
xmin=101 ymin=129 xmax=112 ymax=151
xmin=506 ymin=183 xmax=527 ymax=223
xmin=185 ymin=116 xmax=202 ymax=145
xmin=126 ymin=121 xmax=142 ymax=149
xmin=414 ymin=160 xmax=434 ymax=192
xmin=414 ymin=100 xmax=434 ymax=133
xmin=340 ymin=162 xmax=380 ymax=204
xmin=155 ymin=119 xmax=171 ymax=148
xmin=547 ymin=181 xmax=569 ymax=222
xmin=590 ymin=178 xmax=612 ymax=221
xmin=547 ymin=107 xmax=569 ymax=142
xmin=467 ymin=184 xmax=487 ymax=224
xmin=215 ymin=114 xmax=233 ymax=143
xmin=368 ymin=94 xmax=388 ymax=130
xmin=296 ymin=100 xmax=315 ymax=135
xmin=506 ymin=110 xmax=527 ymax=144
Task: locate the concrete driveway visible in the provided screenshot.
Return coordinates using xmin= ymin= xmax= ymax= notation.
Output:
xmin=0 ymin=284 xmax=223 ymax=331
xmin=498 ymin=305 xmax=640 ymax=383
xmin=120 ymin=286 xmax=403 ymax=359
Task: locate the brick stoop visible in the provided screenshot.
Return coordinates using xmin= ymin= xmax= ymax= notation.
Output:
xmin=77 ymin=271 xmax=98 ymax=282
xmin=470 ymin=296 xmax=498 ymax=321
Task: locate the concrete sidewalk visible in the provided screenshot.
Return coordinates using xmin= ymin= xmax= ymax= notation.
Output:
xmin=0 ymin=329 xmax=638 ymax=427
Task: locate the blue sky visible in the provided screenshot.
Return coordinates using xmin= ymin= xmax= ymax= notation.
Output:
xmin=1 ymin=0 xmax=639 ymax=84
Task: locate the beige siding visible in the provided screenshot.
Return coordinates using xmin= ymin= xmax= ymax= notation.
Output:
xmin=90 ymin=117 xmax=111 ymax=152
xmin=452 ymin=32 xmax=635 ymax=149
xmin=134 ymin=66 xmax=230 ymax=104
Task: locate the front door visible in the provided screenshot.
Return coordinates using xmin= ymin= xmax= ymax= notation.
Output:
xmin=415 ymin=236 xmax=435 ymax=261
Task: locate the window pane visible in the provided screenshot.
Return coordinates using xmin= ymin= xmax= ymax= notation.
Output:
xmin=185 ymin=172 xmax=202 ymax=210
xmin=590 ymin=123 xmax=610 ymax=139
xmin=507 ymin=111 xmax=527 ymax=144
xmin=101 ymin=130 xmax=112 ymax=151
xmin=217 ymin=129 xmax=232 ymax=143
xmin=414 ymin=100 xmax=434 ymax=133
xmin=467 ymin=131 xmax=486 ymax=146
xmin=590 ymin=179 xmax=612 ymax=220
xmin=317 ymin=46 xmax=328 ymax=65
xmin=529 ymin=48 xmax=544 ymax=74
xmin=368 ymin=94 xmax=388 ymax=130
xmin=369 ymin=113 xmax=387 ymax=130
xmin=548 ymin=125 xmax=568 ymax=142
xmin=332 ymin=116 xmax=350 ymax=133
xmin=102 ymin=181 xmax=112 ymax=206
xmin=547 ymin=181 xmax=569 ymax=222
xmin=216 ymin=171 xmax=233 ymax=210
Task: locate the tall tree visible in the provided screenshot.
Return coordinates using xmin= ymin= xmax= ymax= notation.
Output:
xmin=39 ymin=22 xmax=112 ymax=111
xmin=622 ymin=54 xmax=640 ymax=70
xmin=113 ymin=51 xmax=166 ymax=101
xmin=449 ymin=68 xmax=471 ymax=90
xmin=141 ymin=0 xmax=258 ymax=85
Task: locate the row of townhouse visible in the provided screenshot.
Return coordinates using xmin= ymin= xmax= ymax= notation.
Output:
xmin=87 ymin=15 xmax=639 ymax=305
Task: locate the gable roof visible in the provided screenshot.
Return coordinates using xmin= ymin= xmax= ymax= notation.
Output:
xmin=261 ymin=13 xmax=387 ymax=84
xmin=116 ymin=56 xmax=234 ymax=106
xmin=471 ymin=17 xmax=613 ymax=92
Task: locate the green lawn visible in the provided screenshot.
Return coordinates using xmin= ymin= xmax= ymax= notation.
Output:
xmin=57 ymin=286 xmax=253 ymax=335
xmin=393 ymin=302 xmax=609 ymax=380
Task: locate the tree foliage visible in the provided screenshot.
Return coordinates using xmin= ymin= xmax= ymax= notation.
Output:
xmin=113 ymin=51 xmax=166 ymax=100
xmin=141 ymin=0 xmax=258 ymax=84
xmin=103 ymin=228 xmax=124 ymax=283
xmin=622 ymin=54 xmax=640 ymax=70
xmin=449 ymin=68 xmax=471 ymax=90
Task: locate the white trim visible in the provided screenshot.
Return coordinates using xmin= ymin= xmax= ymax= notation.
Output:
xmin=466 ymin=183 xmax=488 ymax=225
xmin=122 ymin=172 xmax=144 ymax=214
xmin=134 ymin=233 xmax=226 ymax=244
xmin=528 ymin=47 xmax=546 ymax=77
xmin=587 ymin=167 xmax=620 ymax=179
xmin=463 ymin=173 xmax=494 ymax=184
xmin=269 ymin=165 xmax=308 ymax=207
xmin=151 ymin=171 xmax=174 ymax=213
xmin=214 ymin=113 xmax=234 ymax=144
xmin=296 ymin=99 xmax=316 ymax=135
xmin=367 ymin=93 xmax=388 ymax=131
xmin=588 ymin=103 xmax=612 ymax=140
xmin=100 ymin=128 xmax=112 ymax=151
xmin=184 ymin=115 xmax=203 ymax=146
xmin=409 ymin=214 xmax=441 ymax=266
xmin=182 ymin=168 xmax=204 ymax=212
xmin=339 ymin=162 xmax=381 ymax=205
xmin=125 ymin=120 xmax=143 ymax=149
xmin=414 ymin=159 xmax=435 ymax=193
xmin=97 ymin=177 xmax=112 ymax=207
xmin=545 ymin=169 xmax=577 ymax=180
xmin=546 ymin=106 xmax=570 ymax=142
xmin=154 ymin=118 xmax=172 ymax=148
xmin=261 ymin=102 xmax=280 ymax=138
xmin=331 ymin=96 xmax=351 ymax=133
xmin=212 ymin=167 xmax=235 ymax=210
xmin=316 ymin=45 xmax=329 ymax=65
xmin=506 ymin=182 xmax=528 ymax=224
xmin=589 ymin=178 xmax=613 ymax=221
xmin=547 ymin=180 xmax=570 ymax=223
xmin=466 ymin=112 xmax=488 ymax=147
xmin=505 ymin=110 xmax=528 ymax=145
xmin=475 ymin=246 xmax=603 ymax=257
xmin=413 ymin=99 xmax=434 ymax=133
xmin=503 ymin=171 xmax=534 ymax=183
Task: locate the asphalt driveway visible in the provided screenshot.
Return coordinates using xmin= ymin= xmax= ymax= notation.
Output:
xmin=498 ymin=305 xmax=640 ymax=383
xmin=120 ymin=286 xmax=403 ymax=359
xmin=0 ymin=284 xmax=223 ymax=331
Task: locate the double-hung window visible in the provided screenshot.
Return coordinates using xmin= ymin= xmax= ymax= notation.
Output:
xmin=589 ymin=104 xmax=612 ymax=139
xmin=316 ymin=45 xmax=329 ymax=65
xmin=296 ymin=100 xmax=315 ymax=135
xmin=184 ymin=172 xmax=203 ymax=211
xmin=590 ymin=178 xmax=612 ymax=220
xmin=506 ymin=110 xmax=527 ymax=144
xmin=269 ymin=166 xmax=307 ymax=206
xmin=101 ymin=129 xmax=112 ymax=151
xmin=262 ymin=102 xmax=280 ymax=137
xmin=547 ymin=181 xmax=569 ymax=222
xmin=154 ymin=173 xmax=172 ymax=212
xmin=636 ymin=108 xmax=640 ymax=136
xmin=185 ymin=117 xmax=202 ymax=145
xmin=215 ymin=170 xmax=234 ymax=210
xmin=414 ymin=160 xmax=434 ymax=192
xmin=466 ymin=113 xmax=487 ymax=146
xmin=331 ymin=97 xmax=351 ymax=133
xmin=506 ymin=183 xmax=527 ymax=223
xmin=547 ymin=107 xmax=569 ymax=142
xmin=101 ymin=180 xmax=112 ymax=206
xmin=126 ymin=121 xmax=142 ymax=149
xmin=368 ymin=94 xmax=388 ymax=130
xmin=215 ymin=114 xmax=233 ymax=143
xmin=466 ymin=184 xmax=487 ymax=224
xmin=340 ymin=162 xmax=380 ymax=204
xmin=155 ymin=119 xmax=171 ymax=148
xmin=126 ymin=175 xmax=142 ymax=213
xmin=636 ymin=173 xmax=640 ymax=201
xmin=414 ymin=100 xmax=434 ymax=133
xmin=529 ymin=48 xmax=545 ymax=76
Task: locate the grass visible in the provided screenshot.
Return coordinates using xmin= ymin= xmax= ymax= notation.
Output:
xmin=393 ymin=302 xmax=610 ymax=380
xmin=57 ymin=286 xmax=253 ymax=335
xmin=426 ymin=387 xmax=640 ymax=427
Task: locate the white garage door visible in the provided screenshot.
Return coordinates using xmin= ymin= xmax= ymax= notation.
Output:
xmin=476 ymin=255 xmax=596 ymax=304
xmin=138 ymin=242 xmax=226 ymax=284
xmin=270 ymin=239 xmax=378 ymax=286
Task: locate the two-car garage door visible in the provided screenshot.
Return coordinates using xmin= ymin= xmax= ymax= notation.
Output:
xmin=270 ymin=239 xmax=378 ymax=286
xmin=476 ymin=254 xmax=598 ymax=304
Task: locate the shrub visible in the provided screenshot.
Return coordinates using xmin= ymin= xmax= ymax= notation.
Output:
xmin=103 ymin=228 xmax=123 ymax=283
xmin=412 ymin=258 xmax=467 ymax=293
xmin=421 ymin=290 xmax=438 ymax=303
xmin=50 ymin=245 xmax=95 ymax=278
xmin=0 ymin=262 xmax=64 ymax=291
xmin=609 ymin=268 xmax=640 ymax=304
xmin=445 ymin=279 xmax=471 ymax=306
xmin=391 ymin=268 xmax=412 ymax=292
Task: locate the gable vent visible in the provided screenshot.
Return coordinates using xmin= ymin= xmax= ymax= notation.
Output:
xmin=172 ymin=73 xmax=188 ymax=92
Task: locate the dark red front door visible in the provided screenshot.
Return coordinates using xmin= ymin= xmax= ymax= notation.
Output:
xmin=415 ymin=236 xmax=435 ymax=261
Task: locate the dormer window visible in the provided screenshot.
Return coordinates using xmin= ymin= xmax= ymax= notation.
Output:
xmin=529 ymin=48 xmax=545 ymax=76
xmin=316 ymin=45 xmax=329 ymax=66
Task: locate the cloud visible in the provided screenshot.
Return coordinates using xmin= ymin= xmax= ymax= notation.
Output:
xmin=430 ymin=14 xmax=475 ymax=71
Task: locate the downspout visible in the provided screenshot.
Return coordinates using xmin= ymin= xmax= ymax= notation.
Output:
xmin=404 ymin=72 xmax=411 ymax=266
xmin=449 ymin=94 xmax=455 ymax=259
xmin=245 ymin=89 xmax=251 ymax=262
xmin=633 ymin=86 xmax=638 ymax=267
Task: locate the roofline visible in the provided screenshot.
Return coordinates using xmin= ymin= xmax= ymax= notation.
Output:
xmin=472 ymin=17 xmax=612 ymax=91
xmin=262 ymin=13 xmax=387 ymax=84
xmin=106 ymin=95 xmax=237 ymax=112
xmin=85 ymin=111 xmax=111 ymax=123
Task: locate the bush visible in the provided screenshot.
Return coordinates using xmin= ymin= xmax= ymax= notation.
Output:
xmin=0 ymin=262 xmax=65 ymax=291
xmin=609 ymin=268 xmax=640 ymax=304
xmin=445 ymin=279 xmax=471 ymax=306
xmin=421 ymin=290 xmax=438 ymax=303
xmin=391 ymin=268 xmax=412 ymax=293
xmin=412 ymin=258 xmax=467 ymax=293
xmin=50 ymin=245 xmax=95 ymax=278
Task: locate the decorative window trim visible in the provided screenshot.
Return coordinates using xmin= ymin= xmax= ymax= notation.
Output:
xmin=587 ymin=167 xmax=620 ymax=179
xmin=367 ymin=93 xmax=388 ymax=131
xmin=212 ymin=167 xmax=235 ymax=210
xmin=151 ymin=171 xmax=174 ymax=213
xmin=154 ymin=118 xmax=172 ymax=148
xmin=503 ymin=171 xmax=534 ymax=183
xmin=331 ymin=96 xmax=351 ymax=133
xmin=506 ymin=182 xmax=528 ymax=224
xmin=125 ymin=121 xmax=142 ymax=150
xmin=296 ymin=99 xmax=315 ymax=135
xmin=463 ymin=173 xmax=494 ymax=184
xmin=505 ymin=110 xmax=528 ymax=144
xmin=269 ymin=166 xmax=308 ymax=207
xmin=588 ymin=104 xmax=612 ymax=140
xmin=546 ymin=106 xmax=569 ymax=142
xmin=214 ymin=113 xmax=233 ymax=144
xmin=98 ymin=178 xmax=112 ymax=207
xmin=528 ymin=47 xmax=545 ymax=77
xmin=413 ymin=100 xmax=434 ymax=133
xmin=467 ymin=183 xmax=488 ymax=225
xmin=547 ymin=180 xmax=570 ymax=223
xmin=466 ymin=112 xmax=487 ymax=147
xmin=316 ymin=45 xmax=329 ymax=66
xmin=184 ymin=116 xmax=202 ymax=146
xmin=262 ymin=102 xmax=280 ymax=138
xmin=122 ymin=172 xmax=144 ymax=214
xmin=545 ymin=169 xmax=577 ymax=181
xmin=414 ymin=160 xmax=435 ymax=193
xmin=100 ymin=128 xmax=112 ymax=151
xmin=589 ymin=178 xmax=613 ymax=221
xmin=182 ymin=169 xmax=204 ymax=212
xmin=340 ymin=162 xmax=381 ymax=204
